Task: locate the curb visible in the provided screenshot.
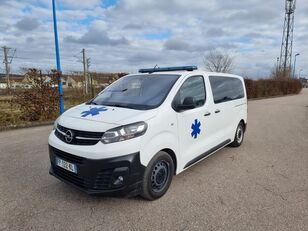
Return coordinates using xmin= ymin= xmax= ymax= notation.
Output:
xmin=248 ymin=93 xmax=299 ymax=101
xmin=0 ymin=121 xmax=54 ymax=132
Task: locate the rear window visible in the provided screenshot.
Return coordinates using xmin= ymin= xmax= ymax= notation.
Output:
xmin=209 ymin=76 xmax=244 ymax=104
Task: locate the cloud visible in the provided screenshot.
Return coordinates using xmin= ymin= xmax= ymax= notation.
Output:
xmin=143 ymin=31 xmax=171 ymax=40
xmin=60 ymin=0 xmax=101 ymax=9
xmin=164 ymin=39 xmax=190 ymax=51
xmin=206 ymin=28 xmax=225 ymax=37
xmin=65 ymin=28 xmax=129 ymax=46
xmin=164 ymin=38 xmax=234 ymax=53
xmin=127 ymin=52 xmax=163 ymax=64
xmin=123 ymin=23 xmax=144 ymax=30
xmin=15 ymin=17 xmax=40 ymax=31
xmin=1 ymin=0 xmax=307 ymax=78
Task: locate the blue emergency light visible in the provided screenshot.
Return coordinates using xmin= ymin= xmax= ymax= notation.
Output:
xmin=139 ymin=66 xmax=198 ymax=73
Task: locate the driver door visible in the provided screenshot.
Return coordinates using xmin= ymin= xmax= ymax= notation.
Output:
xmin=173 ymin=75 xmax=212 ymax=169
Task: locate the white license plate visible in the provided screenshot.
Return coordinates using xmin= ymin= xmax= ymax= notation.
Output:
xmin=56 ymin=157 xmax=77 ymax=174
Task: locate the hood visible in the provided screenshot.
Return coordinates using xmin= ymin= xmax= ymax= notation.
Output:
xmin=61 ymin=104 xmax=158 ymax=127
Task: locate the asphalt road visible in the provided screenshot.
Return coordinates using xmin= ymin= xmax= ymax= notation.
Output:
xmin=1 ymin=90 xmax=307 ymax=231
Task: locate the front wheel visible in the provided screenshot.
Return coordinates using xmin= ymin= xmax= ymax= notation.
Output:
xmin=230 ymin=122 xmax=245 ymax=147
xmin=141 ymin=151 xmax=174 ymax=200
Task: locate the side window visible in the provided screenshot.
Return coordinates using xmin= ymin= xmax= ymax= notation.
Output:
xmin=172 ymin=76 xmax=206 ymax=111
xmin=209 ymin=76 xmax=244 ymax=104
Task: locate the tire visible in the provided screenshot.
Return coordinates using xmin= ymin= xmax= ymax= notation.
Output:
xmin=141 ymin=151 xmax=174 ymax=200
xmin=230 ymin=122 xmax=245 ymax=147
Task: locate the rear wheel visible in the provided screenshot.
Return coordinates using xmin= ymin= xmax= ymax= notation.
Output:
xmin=230 ymin=122 xmax=245 ymax=147
xmin=141 ymin=151 xmax=174 ymax=200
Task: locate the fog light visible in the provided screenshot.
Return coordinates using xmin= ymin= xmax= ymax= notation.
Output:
xmin=113 ymin=176 xmax=124 ymax=186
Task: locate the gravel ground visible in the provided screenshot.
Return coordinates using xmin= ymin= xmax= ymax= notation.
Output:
xmin=0 ymin=89 xmax=307 ymax=231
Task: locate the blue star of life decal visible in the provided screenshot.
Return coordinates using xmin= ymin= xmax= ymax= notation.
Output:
xmin=191 ymin=119 xmax=201 ymax=139
xmin=81 ymin=107 xmax=108 ymax=117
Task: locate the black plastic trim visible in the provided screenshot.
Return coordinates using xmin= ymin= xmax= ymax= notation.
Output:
xmin=184 ymin=139 xmax=231 ymax=168
xmin=49 ymin=145 xmax=145 ymax=197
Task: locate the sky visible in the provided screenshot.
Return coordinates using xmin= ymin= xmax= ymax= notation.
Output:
xmin=0 ymin=0 xmax=307 ymax=78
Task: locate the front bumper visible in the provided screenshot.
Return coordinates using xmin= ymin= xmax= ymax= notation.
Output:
xmin=49 ymin=145 xmax=145 ymax=197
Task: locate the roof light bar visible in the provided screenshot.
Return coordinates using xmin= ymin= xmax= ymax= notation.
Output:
xmin=139 ymin=66 xmax=198 ymax=73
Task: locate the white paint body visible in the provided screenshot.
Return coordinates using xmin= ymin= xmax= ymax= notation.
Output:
xmin=48 ymin=71 xmax=247 ymax=174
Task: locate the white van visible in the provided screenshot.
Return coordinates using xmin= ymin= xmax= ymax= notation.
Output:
xmin=48 ymin=66 xmax=247 ymax=200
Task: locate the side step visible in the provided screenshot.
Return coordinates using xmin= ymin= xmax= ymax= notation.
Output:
xmin=184 ymin=139 xmax=231 ymax=169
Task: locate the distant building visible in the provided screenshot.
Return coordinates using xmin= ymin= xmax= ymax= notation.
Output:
xmin=91 ymin=72 xmax=127 ymax=89
xmin=0 ymin=78 xmax=6 ymax=89
xmin=0 ymin=73 xmax=29 ymax=89
xmin=0 ymin=72 xmax=127 ymax=90
xmin=62 ymin=76 xmax=84 ymax=88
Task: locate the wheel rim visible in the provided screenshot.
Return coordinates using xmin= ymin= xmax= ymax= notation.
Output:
xmin=236 ymin=126 xmax=243 ymax=143
xmin=151 ymin=160 xmax=169 ymax=193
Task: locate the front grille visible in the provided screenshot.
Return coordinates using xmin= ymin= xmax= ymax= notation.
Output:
xmin=51 ymin=147 xmax=114 ymax=190
xmin=52 ymin=164 xmax=114 ymax=190
xmin=55 ymin=124 xmax=104 ymax=145
xmin=93 ymin=169 xmax=114 ymax=189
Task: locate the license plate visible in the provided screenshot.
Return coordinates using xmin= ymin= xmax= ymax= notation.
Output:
xmin=55 ymin=157 xmax=77 ymax=174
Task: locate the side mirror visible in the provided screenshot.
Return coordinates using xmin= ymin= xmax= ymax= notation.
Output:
xmin=176 ymin=96 xmax=196 ymax=111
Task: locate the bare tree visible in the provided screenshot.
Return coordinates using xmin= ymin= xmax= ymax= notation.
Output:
xmin=203 ymin=50 xmax=233 ymax=73
xmin=270 ymin=64 xmax=292 ymax=79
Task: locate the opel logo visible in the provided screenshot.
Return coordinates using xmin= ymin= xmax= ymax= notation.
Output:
xmin=64 ymin=130 xmax=74 ymax=143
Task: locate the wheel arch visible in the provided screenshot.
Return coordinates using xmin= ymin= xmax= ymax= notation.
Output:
xmin=161 ymin=148 xmax=177 ymax=175
xmin=139 ymin=131 xmax=180 ymax=172
xmin=239 ymin=119 xmax=246 ymax=132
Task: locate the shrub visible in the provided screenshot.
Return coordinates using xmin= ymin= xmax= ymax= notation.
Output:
xmin=244 ymin=78 xmax=302 ymax=99
xmin=14 ymin=69 xmax=59 ymax=121
xmin=64 ymin=88 xmax=93 ymax=108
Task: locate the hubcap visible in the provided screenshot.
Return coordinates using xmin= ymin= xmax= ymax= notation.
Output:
xmin=236 ymin=126 xmax=243 ymax=143
xmin=151 ymin=160 xmax=169 ymax=192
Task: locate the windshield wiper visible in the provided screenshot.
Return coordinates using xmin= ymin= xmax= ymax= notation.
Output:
xmin=85 ymin=100 xmax=99 ymax=105
xmin=104 ymin=103 xmax=136 ymax=109
xmin=105 ymin=88 xmax=128 ymax=93
xmin=105 ymin=104 xmax=126 ymax=108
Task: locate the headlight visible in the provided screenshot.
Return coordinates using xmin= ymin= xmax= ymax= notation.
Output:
xmin=101 ymin=122 xmax=148 ymax=144
xmin=53 ymin=117 xmax=60 ymax=130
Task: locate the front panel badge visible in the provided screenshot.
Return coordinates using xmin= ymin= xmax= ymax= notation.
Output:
xmin=81 ymin=107 xmax=108 ymax=117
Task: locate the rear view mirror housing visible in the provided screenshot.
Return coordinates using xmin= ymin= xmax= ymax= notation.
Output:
xmin=176 ymin=104 xmax=196 ymax=111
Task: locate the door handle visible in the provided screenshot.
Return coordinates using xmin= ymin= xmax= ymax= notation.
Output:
xmin=215 ymin=109 xmax=221 ymax=113
xmin=204 ymin=111 xmax=211 ymax=116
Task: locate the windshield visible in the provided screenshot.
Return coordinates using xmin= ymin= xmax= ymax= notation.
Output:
xmin=90 ymin=74 xmax=180 ymax=110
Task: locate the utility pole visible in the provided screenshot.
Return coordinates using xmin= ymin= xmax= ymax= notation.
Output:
xmin=52 ymin=0 xmax=64 ymax=114
xmin=279 ymin=0 xmax=296 ymax=78
xmin=2 ymin=46 xmax=15 ymax=89
xmin=293 ymin=53 xmax=300 ymax=78
xmin=276 ymin=57 xmax=280 ymax=77
xmin=82 ymin=48 xmax=88 ymax=94
xmin=87 ymin=58 xmax=94 ymax=98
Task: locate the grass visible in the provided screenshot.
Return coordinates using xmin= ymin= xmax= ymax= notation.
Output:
xmin=0 ymin=94 xmax=90 ymax=129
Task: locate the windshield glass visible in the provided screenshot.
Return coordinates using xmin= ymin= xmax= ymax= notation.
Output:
xmin=91 ymin=74 xmax=180 ymax=110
